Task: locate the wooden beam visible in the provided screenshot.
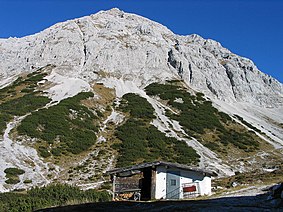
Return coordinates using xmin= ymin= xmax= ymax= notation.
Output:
xmin=112 ymin=175 xmax=116 ymax=200
xmin=151 ymin=169 xmax=156 ymax=199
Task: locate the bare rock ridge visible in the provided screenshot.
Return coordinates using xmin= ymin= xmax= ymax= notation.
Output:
xmin=0 ymin=8 xmax=282 ymax=107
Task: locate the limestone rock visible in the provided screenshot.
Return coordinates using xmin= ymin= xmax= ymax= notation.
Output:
xmin=0 ymin=8 xmax=282 ymax=108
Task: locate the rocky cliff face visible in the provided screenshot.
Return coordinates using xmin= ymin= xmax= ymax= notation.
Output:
xmin=0 ymin=8 xmax=282 ymax=107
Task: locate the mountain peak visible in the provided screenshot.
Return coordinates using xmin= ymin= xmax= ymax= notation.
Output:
xmin=105 ymin=7 xmax=124 ymax=15
xmin=90 ymin=8 xmax=125 ymax=19
xmin=0 ymin=9 xmax=282 ymax=107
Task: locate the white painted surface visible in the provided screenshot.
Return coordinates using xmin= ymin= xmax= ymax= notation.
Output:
xmin=198 ymin=176 xmax=212 ymax=195
xmin=179 ymin=169 xmax=211 ymax=197
xmin=155 ymin=166 xmax=167 ymax=199
xmin=154 ymin=165 xmax=211 ymax=199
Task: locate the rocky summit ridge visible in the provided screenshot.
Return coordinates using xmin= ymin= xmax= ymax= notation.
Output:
xmin=0 ymin=8 xmax=282 ymax=192
xmin=0 ymin=8 xmax=282 ymax=107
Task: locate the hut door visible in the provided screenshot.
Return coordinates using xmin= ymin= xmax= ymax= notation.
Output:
xmin=166 ymin=171 xmax=180 ymax=199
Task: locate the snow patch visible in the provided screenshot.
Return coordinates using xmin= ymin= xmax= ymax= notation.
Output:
xmin=263 ymin=168 xmax=277 ymax=173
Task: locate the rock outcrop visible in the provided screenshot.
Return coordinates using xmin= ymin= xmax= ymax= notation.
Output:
xmin=0 ymin=8 xmax=282 ymax=107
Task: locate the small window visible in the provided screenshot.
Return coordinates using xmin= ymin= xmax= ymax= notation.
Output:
xmin=170 ymin=179 xmax=176 ymax=186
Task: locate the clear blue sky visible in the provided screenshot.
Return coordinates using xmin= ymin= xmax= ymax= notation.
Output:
xmin=0 ymin=0 xmax=282 ymax=83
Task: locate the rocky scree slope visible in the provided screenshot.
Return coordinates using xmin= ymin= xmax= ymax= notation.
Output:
xmin=0 ymin=8 xmax=282 ymax=192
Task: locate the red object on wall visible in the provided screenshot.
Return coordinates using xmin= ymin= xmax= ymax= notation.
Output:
xmin=183 ymin=185 xmax=196 ymax=192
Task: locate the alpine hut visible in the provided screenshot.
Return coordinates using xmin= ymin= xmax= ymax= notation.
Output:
xmin=106 ymin=161 xmax=216 ymax=200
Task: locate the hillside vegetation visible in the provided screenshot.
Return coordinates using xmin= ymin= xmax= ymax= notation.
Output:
xmin=145 ymin=81 xmax=260 ymax=153
xmin=4 ymin=167 xmax=25 ymax=185
xmin=17 ymin=92 xmax=98 ymax=157
xmin=113 ymin=93 xmax=200 ymax=167
xmin=0 ymin=184 xmax=110 ymax=212
xmin=0 ymin=68 xmax=100 ymax=158
xmin=0 ymin=70 xmax=51 ymax=133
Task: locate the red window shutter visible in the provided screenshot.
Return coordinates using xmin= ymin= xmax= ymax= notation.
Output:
xmin=183 ymin=185 xmax=196 ymax=192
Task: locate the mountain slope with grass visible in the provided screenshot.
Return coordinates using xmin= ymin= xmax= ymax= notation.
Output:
xmin=0 ymin=8 xmax=282 ymax=193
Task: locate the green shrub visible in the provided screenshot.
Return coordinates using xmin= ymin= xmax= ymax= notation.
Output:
xmin=20 ymin=88 xmax=34 ymax=93
xmin=23 ymin=179 xmax=32 ymax=184
xmin=96 ymin=110 xmax=104 ymax=117
xmin=17 ymin=92 xmax=97 ymax=156
xmin=25 ymin=72 xmax=48 ymax=83
xmin=0 ymin=184 xmax=111 ymax=211
xmin=114 ymin=93 xmax=200 ymax=167
xmin=0 ymin=94 xmax=51 ymax=116
xmin=145 ymin=82 xmax=259 ymax=152
xmin=0 ymin=69 xmax=52 ymax=135
xmin=4 ymin=167 xmax=25 ymax=176
xmin=120 ymin=93 xmax=155 ymax=119
xmin=204 ymin=142 xmax=220 ymax=151
xmin=38 ymin=147 xmax=51 ymax=158
xmin=5 ymin=178 xmax=20 ymax=185
xmin=4 ymin=168 xmax=25 ymax=185
xmin=0 ymin=113 xmax=11 ymax=133
xmin=219 ymin=129 xmax=259 ymax=150
xmin=173 ymin=140 xmax=200 ymax=164
xmin=51 ymin=148 xmax=61 ymax=156
xmin=12 ymin=76 xmax=24 ymax=86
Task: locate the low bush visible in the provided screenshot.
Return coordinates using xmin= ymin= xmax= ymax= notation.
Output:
xmin=0 ymin=113 xmax=11 ymax=133
xmin=4 ymin=167 xmax=25 ymax=185
xmin=38 ymin=147 xmax=51 ymax=158
xmin=0 ymin=94 xmax=51 ymax=116
xmin=5 ymin=178 xmax=20 ymax=185
xmin=145 ymin=82 xmax=260 ymax=152
xmin=114 ymin=93 xmax=200 ymax=167
xmin=23 ymin=179 xmax=32 ymax=184
xmin=219 ymin=129 xmax=259 ymax=151
xmin=0 ymin=69 xmax=50 ymax=134
xmin=4 ymin=167 xmax=25 ymax=176
xmin=17 ymin=92 xmax=97 ymax=156
xmin=120 ymin=93 xmax=155 ymax=119
xmin=0 ymin=184 xmax=111 ymax=211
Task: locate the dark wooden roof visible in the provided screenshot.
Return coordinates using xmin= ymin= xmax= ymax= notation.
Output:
xmin=106 ymin=161 xmax=216 ymax=177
